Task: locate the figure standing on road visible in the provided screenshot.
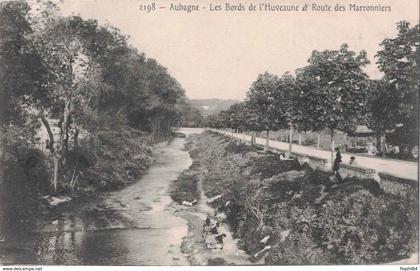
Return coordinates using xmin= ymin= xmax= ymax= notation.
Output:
xmin=333 ymin=148 xmax=342 ymax=176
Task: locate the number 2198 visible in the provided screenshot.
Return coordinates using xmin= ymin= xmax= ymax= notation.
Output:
xmin=139 ymin=3 xmax=156 ymax=13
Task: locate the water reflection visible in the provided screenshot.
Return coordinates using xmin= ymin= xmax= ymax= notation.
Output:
xmin=80 ymin=230 xmax=128 ymax=265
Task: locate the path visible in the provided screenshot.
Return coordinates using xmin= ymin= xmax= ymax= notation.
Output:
xmin=212 ymin=129 xmax=418 ymax=181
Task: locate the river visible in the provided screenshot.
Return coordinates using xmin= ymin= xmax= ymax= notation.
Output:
xmin=0 ymin=129 xmax=191 ymax=265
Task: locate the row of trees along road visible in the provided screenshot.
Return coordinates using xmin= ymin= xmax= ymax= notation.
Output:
xmin=0 ymin=1 xmax=196 ymax=193
xmin=206 ymin=21 xmax=419 ymax=166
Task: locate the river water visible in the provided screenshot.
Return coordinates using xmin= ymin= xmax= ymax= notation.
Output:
xmin=1 ymin=128 xmax=210 ymax=265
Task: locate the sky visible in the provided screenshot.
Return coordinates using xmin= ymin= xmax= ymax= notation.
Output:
xmin=51 ymin=0 xmax=419 ymax=100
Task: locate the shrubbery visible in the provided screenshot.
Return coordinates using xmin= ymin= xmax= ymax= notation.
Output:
xmin=60 ymin=122 xmax=154 ymax=193
xmin=225 ymin=141 xmax=260 ymax=154
xmin=0 ymin=1 xmax=196 ymax=197
xmin=170 ymin=171 xmax=200 ymax=204
xmin=191 ymin=131 xmax=417 ymax=264
xmin=0 ymin=126 xmax=50 ymax=194
xmin=0 ymin=126 xmax=50 ymax=228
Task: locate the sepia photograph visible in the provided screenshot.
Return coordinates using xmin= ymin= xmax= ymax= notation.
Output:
xmin=0 ymin=0 xmax=419 ymax=269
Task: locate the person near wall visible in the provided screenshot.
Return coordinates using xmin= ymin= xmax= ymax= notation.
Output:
xmin=333 ymin=148 xmax=342 ymax=176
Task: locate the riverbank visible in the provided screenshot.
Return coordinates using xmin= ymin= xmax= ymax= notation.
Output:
xmin=0 ymin=129 xmax=160 ymax=234
xmin=170 ymin=134 xmax=252 ymax=265
xmin=173 ymin=131 xmax=418 ymax=265
xmin=0 ymin=135 xmax=181 ymax=265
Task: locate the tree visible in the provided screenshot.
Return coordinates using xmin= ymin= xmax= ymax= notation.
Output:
xmin=273 ymin=72 xmax=299 ymax=157
xmin=180 ymin=103 xmax=203 ymax=127
xmin=372 ymin=21 xmax=419 ymax=153
xmin=32 ymin=15 xmax=103 ymax=190
xmin=1 ymin=1 xmax=191 ymax=193
xmin=297 ymin=44 xmax=370 ymax=169
xmin=246 ymin=72 xmax=285 ymax=149
xmin=204 ymin=114 xmax=220 ymax=129
xmin=0 ymin=1 xmax=44 ymax=127
xmin=365 ymin=79 xmax=400 ymax=152
xmin=224 ymin=102 xmax=248 ymax=132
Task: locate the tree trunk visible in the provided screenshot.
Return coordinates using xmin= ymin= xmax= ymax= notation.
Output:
xmin=317 ymin=132 xmax=321 ymax=149
xmin=52 ymin=154 xmax=59 ymax=192
xmin=74 ymin=127 xmax=79 ymax=148
xmin=330 ymin=129 xmax=335 ymax=171
xmin=265 ymin=130 xmax=270 ymax=151
xmin=298 ymin=131 xmax=302 ymax=145
xmin=344 ymin=133 xmax=348 ymax=152
xmin=375 ymin=131 xmax=388 ymax=155
xmin=61 ymin=99 xmax=71 ymax=154
xmin=375 ymin=133 xmax=381 ymax=152
xmin=40 ymin=111 xmax=54 ymax=151
xmin=65 ymin=125 xmax=69 ymax=152
xmin=381 ymin=132 xmax=388 ymax=155
xmin=40 ymin=111 xmax=59 ymax=192
xmin=288 ymin=124 xmax=293 ymax=158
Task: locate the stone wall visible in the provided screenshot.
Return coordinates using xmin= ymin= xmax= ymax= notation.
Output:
xmin=340 ymin=163 xmax=377 ymax=180
xmin=379 ymin=172 xmax=418 ymax=197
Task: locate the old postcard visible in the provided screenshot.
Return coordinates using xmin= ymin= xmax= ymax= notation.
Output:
xmin=0 ymin=0 xmax=418 ymax=269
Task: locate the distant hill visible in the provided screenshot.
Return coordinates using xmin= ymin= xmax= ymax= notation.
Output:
xmin=190 ymin=99 xmax=240 ymax=117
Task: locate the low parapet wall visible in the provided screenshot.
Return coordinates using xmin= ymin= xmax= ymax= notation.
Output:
xmin=293 ymin=152 xmax=329 ymax=171
xmin=340 ymin=163 xmax=377 ymax=180
xmin=292 ymin=153 xmax=417 ymax=197
xmin=378 ymin=172 xmax=418 ymax=197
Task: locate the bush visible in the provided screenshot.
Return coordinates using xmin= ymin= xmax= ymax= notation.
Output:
xmin=189 ymin=131 xmax=417 ymax=264
xmin=58 ymin=122 xmax=154 ymax=193
xmin=312 ymin=188 xmax=411 ymax=263
xmin=0 ymin=126 xmax=50 ymax=193
xmin=0 ymin=126 xmax=50 ymax=229
xmin=225 ymin=141 xmax=260 ymax=154
xmin=170 ymin=171 xmax=200 ymax=204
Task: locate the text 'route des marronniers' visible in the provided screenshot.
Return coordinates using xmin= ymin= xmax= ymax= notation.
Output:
xmin=138 ymin=2 xmax=392 ymax=13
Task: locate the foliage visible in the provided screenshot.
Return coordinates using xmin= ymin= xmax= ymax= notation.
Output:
xmin=366 ymin=79 xmax=401 ymax=133
xmin=225 ymin=141 xmax=260 ymax=154
xmin=245 ymin=72 xmax=283 ymax=131
xmin=179 ymin=103 xmax=204 ymax=127
xmin=191 ymin=131 xmax=416 ymax=264
xmin=0 ymin=124 xmax=50 ymax=194
xmin=62 ymin=114 xmax=153 ymax=192
xmin=367 ymin=21 xmax=419 ymax=147
xmin=376 ymin=21 xmax=419 ymax=124
xmin=205 ymin=43 xmax=378 ymax=144
xmin=296 ymin=44 xmax=369 ymax=133
xmin=0 ymin=0 xmax=191 ymax=193
xmin=0 ymin=1 xmax=44 ymax=126
xmin=169 ymin=172 xmax=200 ymax=204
